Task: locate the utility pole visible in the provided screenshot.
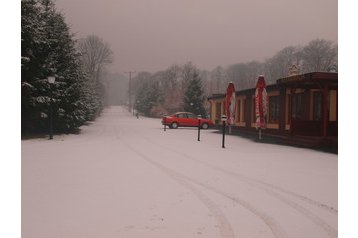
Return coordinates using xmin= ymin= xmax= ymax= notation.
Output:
xmin=124 ymin=71 xmax=136 ymax=112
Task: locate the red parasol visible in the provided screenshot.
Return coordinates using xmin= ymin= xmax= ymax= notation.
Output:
xmin=225 ymin=82 xmax=236 ymax=126
xmin=255 ymin=75 xmax=268 ymax=135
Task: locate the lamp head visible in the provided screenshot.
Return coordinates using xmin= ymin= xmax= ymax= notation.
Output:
xmin=47 ymin=76 xmax=56 ymax=84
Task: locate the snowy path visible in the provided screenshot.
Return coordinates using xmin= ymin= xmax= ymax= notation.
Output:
xmin=22 ymin=106 xmax=338 ymax=238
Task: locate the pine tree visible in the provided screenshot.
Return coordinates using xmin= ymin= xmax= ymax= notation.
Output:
xmin=22 ymin=0 xmax=51 ymax=133
xmin=183 ymin=73 xmax=207 ymax=117
xmin=21 ymin=0 xmax=92 ymax=134
xmin=135 ymin=81 xmax=163 ymax=116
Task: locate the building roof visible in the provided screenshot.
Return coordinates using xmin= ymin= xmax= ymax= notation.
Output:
xmin=207 ymin=93 xmax=225 ymax=100
xmin=207 ymin=72 xmax=338 ymax=101
xmin=276 ymin=72 xmax=338 ymax=85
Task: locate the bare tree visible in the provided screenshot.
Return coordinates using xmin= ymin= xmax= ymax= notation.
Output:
xmin=226 ymin=61 xmax=263 ymax=90
xmin=198 ymin=69 xmax=210 ymax=96
xmin=132 ymin=72 xmax=152 ymax=94
xmin=77 ymin=35 xmax=114 ymax=109
xmin=181 ymin=62 xmax=198 ymax=91
xmin=301 ymin=39 xmax=337 ymax=73
xmin=77 ymin=35 xmax=113 ymax=81
xmin=162 ymin=65 xmax=180 ymax=92
xmin=264 ymin=46 xmax=302 ymax=82
xmin=209 ymin=66 xmax=227 ymax=94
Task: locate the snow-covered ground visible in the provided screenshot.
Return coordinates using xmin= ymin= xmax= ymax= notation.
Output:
xmin=22 ymin=106 xmax=337 ymax=238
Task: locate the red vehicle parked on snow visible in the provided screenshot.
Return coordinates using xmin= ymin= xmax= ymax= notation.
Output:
xmin=161 ymin=112 xmax=214 ymax=129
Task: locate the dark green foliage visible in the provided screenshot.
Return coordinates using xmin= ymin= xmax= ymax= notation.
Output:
xmin=135 ymin=81 xmax=163 ymax=117
xmin=183 ymin=73 xmax=207 ymax=117
xmin=21 ymin=0 xmax=101 ymax=135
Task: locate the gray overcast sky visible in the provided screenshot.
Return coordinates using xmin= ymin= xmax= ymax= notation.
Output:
xmin=55 ymin=0 xmax=337 ymax=73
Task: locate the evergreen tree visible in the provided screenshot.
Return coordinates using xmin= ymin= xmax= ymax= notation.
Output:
xmin=21 ymin=0 xmax=93 ymax=134
xmin=22 ymin=0 xmax=48 ymax=133
xmin=183 ymin=73 xmax=207 ymax=117
xmin=135 ymin=81 xmax=163 ymax=117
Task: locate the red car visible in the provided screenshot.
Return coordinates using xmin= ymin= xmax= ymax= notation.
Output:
xmin=161 ymin=112 xmax=214 ymax=129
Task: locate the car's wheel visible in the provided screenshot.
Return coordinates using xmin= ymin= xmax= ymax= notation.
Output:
xmin=171 ymin=122 xmax=178 ymax=129
xmin=201 ymin=123 xmax=209 ymax=129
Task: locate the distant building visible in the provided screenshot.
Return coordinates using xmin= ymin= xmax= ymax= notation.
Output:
xmin=207 ymin=72 xmax=338 ymax=149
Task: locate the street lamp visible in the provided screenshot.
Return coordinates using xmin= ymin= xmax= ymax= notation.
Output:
xmin=197 ymin=114 xmax=202 ymax=141
xmin=163 ymin=114 xmax=167 ymax=131
xmin=48 ymin=76 xmax=56 ymax=84
xmin=221 ymin=115 xmax=227 ymax=148
xmin=48 ymin=76 xmax=56 ymax=139
xmin=135 ymin=100 xmax=140 ymax=118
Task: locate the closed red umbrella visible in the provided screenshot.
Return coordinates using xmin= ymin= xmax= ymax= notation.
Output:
xmin=225 ymin=82 xmax=236 ymax=126
xmin=255 ymin=75 xmax=268 ymax=139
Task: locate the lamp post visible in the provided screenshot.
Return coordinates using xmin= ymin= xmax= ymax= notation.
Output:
xmin=135 ymin=100 xmax=140 ymax=118
xmin=48 ymin=76 xmax=56 ymax=140
xmin=197 ymin=114 xmax=201 ymax=141
xmin=163 ymin=114 xmax=167 ymax=131
xmin=221 ymin=115 xmax=227 ymax=148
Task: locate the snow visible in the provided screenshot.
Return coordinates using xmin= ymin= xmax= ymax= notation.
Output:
xmin=22 ymin=106 xmax=337 ymax=238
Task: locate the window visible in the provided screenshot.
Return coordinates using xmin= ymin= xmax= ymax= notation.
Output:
xmin=292 ymin=93 xmax=303 ymax=119
xmin=215 ymin=102 xmax=221 ymax=119
xmin=268 ymin=96 xmax=280 ymax=123
xmin=235 ymin=98 xmax=245 ymax=123
xmin=236 ymin=99 xmax=241 ymax=122
xmin=187 ymin=113 xmax=196 ymax=119
xmin=177 ymin=113 xmax=186 ymax=118
xmin=313 ymin=91 xmax=322 ymax=121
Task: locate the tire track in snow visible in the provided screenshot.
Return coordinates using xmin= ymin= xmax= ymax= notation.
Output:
xmin=112 ymin=123 xmax=236 ymax=237
xmin=115 ymin=123 xmax=288 ymax=238
xmin=202 ymin=163 xmax=338 ymax=237
xmin=172 ymin=170 xmax=289 ymax=238
xmin=111 ymin=108 xmax=336 ymax=237
xmin=121 ymin=140 xmax=236 ymax=238
xmin=115 ymin=126 xmax=288 ymax=238
xmin=209 ymin=163 xmax=337 ymax=214
xmin=136 ymin=132 xmax=337 ymax=237
xmin=141 ymin=132 xmax=337 ymax=213
xmin=255 ymin=184 xmax=338 ymax=237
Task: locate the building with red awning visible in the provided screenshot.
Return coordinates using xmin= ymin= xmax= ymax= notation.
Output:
xmin=207 ymin=72 xmax=338 ymax=150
